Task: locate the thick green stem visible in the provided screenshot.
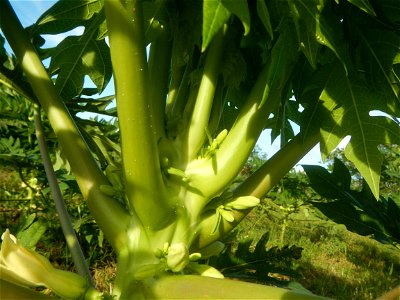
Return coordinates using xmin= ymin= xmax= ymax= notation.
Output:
xmin=183 ymin=27 xmax=227 ymax=162
xmin=207 ymin=84 xmax=226 ymax=135
xmin=186 ymin=29 xmax=299 ymax=205
xmin=105 ymin=0 xmax=172 ymax=229
xmin=184 ymin=66 xmax=273 ymax=228
xmin=185 ymin=64 xmax=276 ymax=207
xmin=0 ymin=0 xmax=129 ymax=251
xmin=143 ymin=275 xmax=328 ymax=299
xmin=34 ymin=105 xmax=94 ymax=286
xmin=148 ymin=23 xmax=172 ymax=140
xmin=191 ymin=132 xmax=320 ymax=250
xmin=235 ymin=132 xmax=320 ymax=197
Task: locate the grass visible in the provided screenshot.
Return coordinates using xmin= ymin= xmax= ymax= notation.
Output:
xmin=233 ymin=198 xmax=400 ymax=299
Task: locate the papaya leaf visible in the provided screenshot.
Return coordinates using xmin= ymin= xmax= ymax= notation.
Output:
xmin=48 ymin=12 xmax=111 ymax=100
xmin=301 ymin=159 xmax=352 ymax=200
xmin=221 ymin=0 xmax=250 ymax=35
xmin=303 ymin=159 xmax=400 ymax=244
xmin=259 ymin=26 xmax=298 ymax=108
xmin=202 ymin=0 xmax=230 ymax=52
xmin=317 ymin=64 xmax=400 ymax=199
xmin=32 ymin=0 xmax=104 ymax=35
xmin=66 ymin=95 xmax=115 ymax=116
xmin=291 ymin=0 xmax=351 ymax=72
xmin=288 ymin=0 xmax=321 ymax=69
xmin=358 ymin=29 xmax=400 ymax=102
xmin=266 ymin=88 xmax=300 ymax=145
xmin=77 ymin=120 xmax=121 ymax=169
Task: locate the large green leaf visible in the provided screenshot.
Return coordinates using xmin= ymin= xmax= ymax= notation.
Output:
xmin=49 ymin=13 xmax=111 ymax=100
xmin=202 ymin=0 xmax=230 ymax=51
xmin=266 ymin=99 xmax=300 ymax=145
xmin=67 ymin=94 xmax=115 ymax=116
xmin=27 ymin=0 xmax=110 ymax=100
xmin=32 ymin=0 xmax=103 ymax=35
xmin=221 ymin=0 xmax=250 ymax=35
xmin=292 ymin=58 xmax=330 ymax=138
xmin=202 ymin=0 xmax=251 ymax=52
xmin=358 ymin=29 xmax=400 ymax=101
xmin=288 ymin=0 xmax=321 ymax=68
xmin=318 ymin=64 xmax=400 ymax=198
xmin=259 ymin=26 xmax=298 ymax=108
xmin=289 ymin=0 xmax=351 ymax=71
xmin=303 ymin=159 xmax=400 ymax=244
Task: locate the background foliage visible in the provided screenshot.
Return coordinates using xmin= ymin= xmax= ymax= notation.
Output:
xmin=1 ymin=0 xmax=400 ymax=298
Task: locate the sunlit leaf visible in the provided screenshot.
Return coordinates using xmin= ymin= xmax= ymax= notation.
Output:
xmin=33 ymin=0 xmax=103 ymax=34
xmin=49 ymin=14 xmax=111 ymax=100
xmin=288 ymin=0 xmax=321 ymax=68
xmin=202 ymin=0 xmax=230 ymax=52
xmin=221 ymin=0 xmax=250 ymax=35
xmin=290 ymin=0 xmax=351 ymax=72
xmin=318 ymin=64 xmax=400 ymax=198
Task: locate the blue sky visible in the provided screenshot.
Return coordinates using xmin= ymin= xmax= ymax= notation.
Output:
xmin=4 ymin=0 xmax=327 ymax=167
xmin=9 ymin=1 xmax=55 ymax=26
